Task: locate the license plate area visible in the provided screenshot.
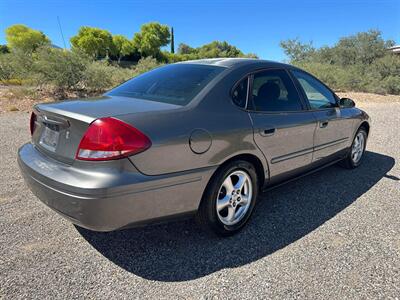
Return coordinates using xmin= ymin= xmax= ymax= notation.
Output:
xmin=39 ymin=124 xmax=60 ymax=152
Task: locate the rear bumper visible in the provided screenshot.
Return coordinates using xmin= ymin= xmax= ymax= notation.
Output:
xmin=18 ymin=143 xmax=216 ymax=231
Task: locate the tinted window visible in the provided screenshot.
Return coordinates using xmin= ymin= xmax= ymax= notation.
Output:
xmin=108 ymin=64 xmax=224 ymax=106
xmin=251 ymin=69 xmax=303 ymax=112
xmin=291 ymin=70 xmax=337 ymax=109
xmin=232 ymin=77 xmax=249 ymax=108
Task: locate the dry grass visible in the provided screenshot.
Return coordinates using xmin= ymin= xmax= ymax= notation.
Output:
xmin=0 ymin=85 xmax=102 ymax=113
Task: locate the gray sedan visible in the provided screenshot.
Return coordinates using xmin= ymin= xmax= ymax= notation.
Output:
xmin=18 ymin=58 xmax=370 ymax=236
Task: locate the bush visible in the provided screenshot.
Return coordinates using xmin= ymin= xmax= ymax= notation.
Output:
xmin=83 ymin=61 xmax=114 ymax=92
xmin=295 ymin=54 xmax=400 ymax=95
xmin=82 ymin=57 xmax=162 ymax=93
xmin=32 ymin=47 xmax=88 ymax=91
xmin=281 ymin=30 xmax=400 ymax=95
xmin=83 ymin=61 xmax=134 ymax=92
xmin=360 ymin=55 xmax=400 ymax=94
xmin=382 ymin=76 xmax=400 ymax=95
xmin=371 ymin=54 xmax=400 ymax=78
xmin=0 ymin=53 xmax=15 ymax=82
xmin=0 ymin=47 xmax=162 ymax=95
xmin=0 ymin=51 xmax=33 ymax=83
xmin=132 ymin=57 xmax=161 ymax=75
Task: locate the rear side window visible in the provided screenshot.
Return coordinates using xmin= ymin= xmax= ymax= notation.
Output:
xmin=108 ymin=64 xmax=224 ymax=106
xmin=291 ymin=70 xmax=337 ymax=109
xmin=251 ymin=69 xmax=303 ymax=112
xmin=232 ymin=77 xmax=249 ymax=108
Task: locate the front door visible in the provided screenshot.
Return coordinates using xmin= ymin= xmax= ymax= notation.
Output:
xmin=248 ymin=69 xmax=317 ymax=182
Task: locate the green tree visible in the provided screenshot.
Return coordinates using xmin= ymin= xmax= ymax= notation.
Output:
xmin=244 ymin=53 xmax=259 ymax=59
xmin=282 ymin=30 xmax=394 ymax=66
xmin=177 ymin=43 xmax=195 ymax=55
xmin=112 ymin=35 xmax=135 ymax=63
xmin=70 ymin=26 xmax=114 ymax=59
xmin=330 ymin=30 xmax=394 ymax=66
xmin=280 ymin=38 xmax=315 ymax=62
xmin=132 ymin=22 xmax=170 ymax=57
xmin=5 ymin=24 xmax=50 ymax=53
xmin=176 ymin=41 xmax=257 ymax=60
xmin=196 ymin=41 xmax=257 ymax=58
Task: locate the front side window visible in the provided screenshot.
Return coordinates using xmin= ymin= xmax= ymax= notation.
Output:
xmin=251 ymin=69 xmax=303 ymax=112
xmin=232 ymin=77 xmax=249 ymax=108
xmin=108 ymin=64 xmax=225 ymax=106
xmin=291 ymin=70 xmax=337 ymax=109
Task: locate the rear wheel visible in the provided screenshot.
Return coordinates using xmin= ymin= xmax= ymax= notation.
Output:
xmin=196 ymin=160 xmax=258 ymax=236
xmin=340 ymin=128 xmax=367 ymax=169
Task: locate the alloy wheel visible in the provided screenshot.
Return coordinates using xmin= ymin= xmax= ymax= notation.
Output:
xmin=351 ymin=131 xmax=365 ymax=164
xmin=216 ymin=170 xmax=253 ymax=226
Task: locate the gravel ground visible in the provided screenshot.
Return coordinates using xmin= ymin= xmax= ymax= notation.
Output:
xmin=0 ymin=102 xmax=399 ymax=299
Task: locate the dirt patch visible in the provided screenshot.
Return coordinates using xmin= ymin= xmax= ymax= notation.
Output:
xmin=0 ymin=85 xmax=54 ymax=113
xmin=336 ymin=92 xmax=400 ymax=105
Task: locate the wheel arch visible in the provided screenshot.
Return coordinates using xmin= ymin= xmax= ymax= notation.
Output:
xmin=359 ymin=121 xmax=370 ymax=136
xmin=214 ymin=153 xmax=267 ymax=190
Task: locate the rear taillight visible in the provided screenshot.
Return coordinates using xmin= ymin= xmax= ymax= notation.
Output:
xmin=30 ymin=112 xmax=37 ymax=135
xmin=76 ymin=117 xmax=151 ymax=161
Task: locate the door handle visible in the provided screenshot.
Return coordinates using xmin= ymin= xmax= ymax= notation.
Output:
xmin=319 ymin=121 xmax=329 ymax=128
xmin=260 ymin=128 xmax=276 ymax=136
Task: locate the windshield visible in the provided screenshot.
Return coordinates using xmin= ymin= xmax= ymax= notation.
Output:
xmin=107 ymin=64 xmax=225 ymax=105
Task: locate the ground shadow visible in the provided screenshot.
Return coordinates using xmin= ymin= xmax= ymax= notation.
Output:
xmin=77 ymin=151 xmax=395 ymax=282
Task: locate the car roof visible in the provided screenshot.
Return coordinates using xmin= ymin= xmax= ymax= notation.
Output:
xmin=178 ymin=58 xmax=294 ymax=70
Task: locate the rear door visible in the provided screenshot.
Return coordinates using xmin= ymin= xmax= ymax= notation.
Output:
xmin=247 ymin=69 xmax=317 ymax=182
xmin=290 ymin=70 xmax=353 ymax=162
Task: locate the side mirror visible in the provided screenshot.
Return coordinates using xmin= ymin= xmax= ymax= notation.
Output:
xmin=339 ymin=98 xmax=355 ymax=108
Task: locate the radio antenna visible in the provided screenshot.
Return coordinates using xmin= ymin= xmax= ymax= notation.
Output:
xmin=57 ymin=16 xmax=67 ymax=49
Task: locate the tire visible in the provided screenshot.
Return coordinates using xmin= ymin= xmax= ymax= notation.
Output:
xmin=196 ymin=160 xmax=259 ymax=236
xmin=340 ymin=127 xmax=368 ymax=169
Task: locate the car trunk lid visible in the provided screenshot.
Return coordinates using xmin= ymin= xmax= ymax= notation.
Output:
xmin=31 ymin=95 xmax=181 ymax=164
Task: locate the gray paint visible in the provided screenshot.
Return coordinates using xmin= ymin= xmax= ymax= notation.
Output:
xmin=18 ymin=143 xmax=216 ymax=231
xmin=18 ymin=58 xmax=370 ymax=231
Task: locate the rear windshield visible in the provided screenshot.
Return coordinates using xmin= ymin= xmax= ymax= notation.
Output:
xmin=107 ymin=64 xmax=225 ymax=105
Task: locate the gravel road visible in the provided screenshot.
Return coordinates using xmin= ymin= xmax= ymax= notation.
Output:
xmin=0 ymin=102 xmax=399 ymax=299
